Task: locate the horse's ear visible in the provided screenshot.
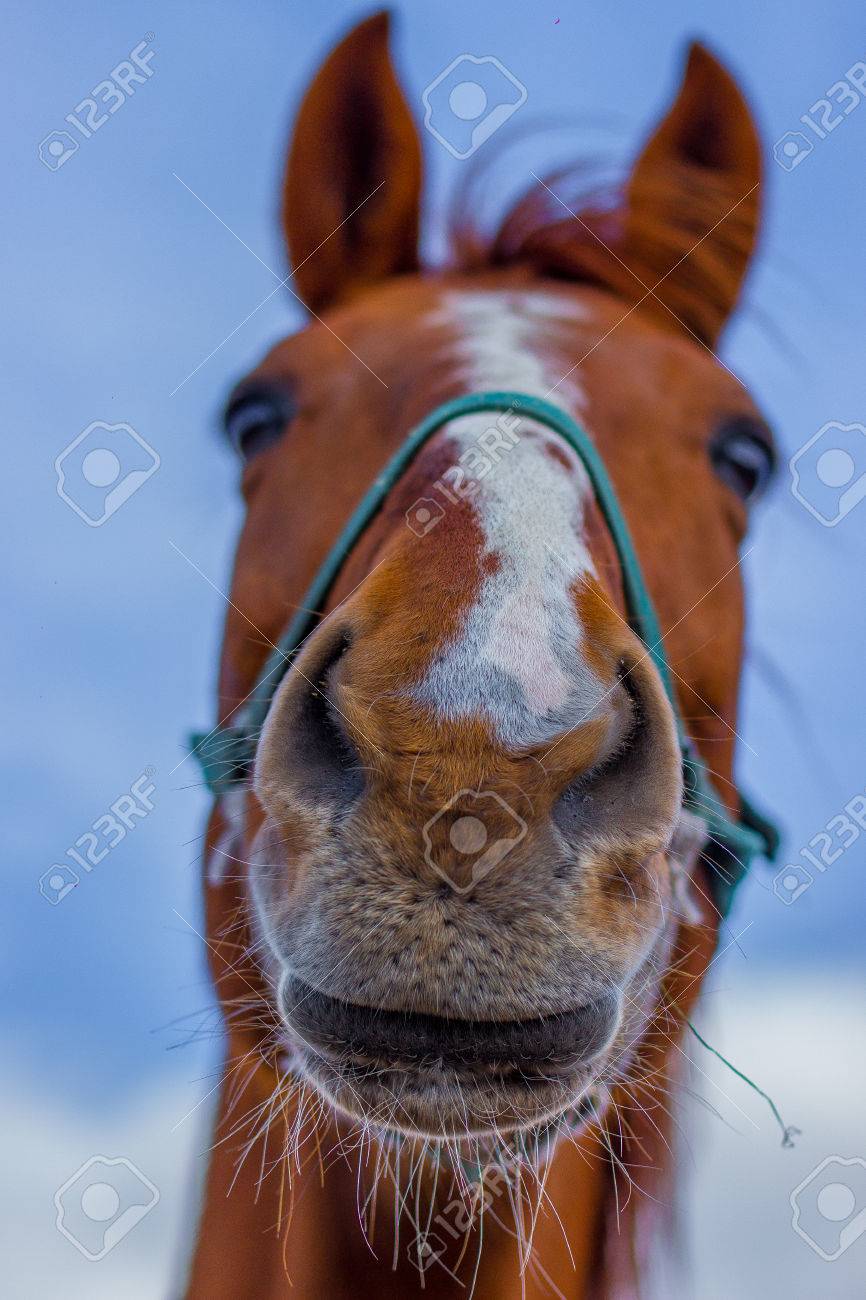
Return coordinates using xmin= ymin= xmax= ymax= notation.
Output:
xmin=488 ymin=43 xmax=760 ymax=346
xmin=623 ymin=42 xmax=762 ymax=343
xmin=283 ymin=12 xmax=422 ymax=314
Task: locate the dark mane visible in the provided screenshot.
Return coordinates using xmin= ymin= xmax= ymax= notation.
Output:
xmin=448 ymin=143 xmax=760 ymax=348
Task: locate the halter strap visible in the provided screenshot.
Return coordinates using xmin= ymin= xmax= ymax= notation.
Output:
xmin=190 ymin=390 xmax=778 ymax=915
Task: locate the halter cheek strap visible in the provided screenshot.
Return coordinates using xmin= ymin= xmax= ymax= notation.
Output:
xmin=190 ymin=391 xmax=779 ymax=916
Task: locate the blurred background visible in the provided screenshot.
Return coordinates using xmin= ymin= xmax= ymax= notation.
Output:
xmin=3 ymin=2 xmax=864 ymax=1295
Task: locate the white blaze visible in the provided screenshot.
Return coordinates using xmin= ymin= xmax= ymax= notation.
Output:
xmin=416 ymin=291 xmax=608 ymax=748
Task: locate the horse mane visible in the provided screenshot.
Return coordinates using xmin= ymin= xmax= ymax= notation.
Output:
xmin=447 ymin=139 xmax=760 ymax=347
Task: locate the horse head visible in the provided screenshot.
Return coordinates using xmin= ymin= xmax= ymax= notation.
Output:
xmin=194 ymin=13 xmax=774 ymax=1292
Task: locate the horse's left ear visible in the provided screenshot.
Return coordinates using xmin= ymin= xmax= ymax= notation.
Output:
xmin=624 ymin=42 xmax=762 ymax=344
xmin=490 ymin=43 xmax=760 ymax=346
xmin=283 ymin=12 xmax=422 ymax=314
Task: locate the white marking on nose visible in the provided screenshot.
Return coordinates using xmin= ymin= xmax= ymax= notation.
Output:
xmin=416 ymin=413 xmax=605 ymax=746
xmin=429 ymin=289 xmax=590 ymax=406
xmin=415 ymin=289 xmax=606 ymax=748
xmin=485 ymin=585 xmax=577 ymax=716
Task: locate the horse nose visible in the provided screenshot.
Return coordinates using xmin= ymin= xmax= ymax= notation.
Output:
xmin=254 ymin=617 xmax=365 ymax=813
xmin=281 ymin=977 xmax=620 ymax=1073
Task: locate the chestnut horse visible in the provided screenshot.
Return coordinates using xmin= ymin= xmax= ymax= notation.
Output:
xmin=186 ymin=13 xmax=777 ymax=1298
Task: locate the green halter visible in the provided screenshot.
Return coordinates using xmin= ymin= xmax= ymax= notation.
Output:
xmin=190 ymin=391 xmax=779 ymax=915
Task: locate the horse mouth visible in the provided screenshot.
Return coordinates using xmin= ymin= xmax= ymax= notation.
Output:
xmin=290 ymin=1054 xmax=603 ymax=1140
xmin=279 ymin=976 xmax=618 ymax=1138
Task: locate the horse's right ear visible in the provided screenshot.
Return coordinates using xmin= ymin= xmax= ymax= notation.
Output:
xmin=283 ymin=12 xmax=422 ymax=314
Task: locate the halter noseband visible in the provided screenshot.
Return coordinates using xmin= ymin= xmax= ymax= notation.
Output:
xmin=190 ymin=390 xmax=779 ymax=916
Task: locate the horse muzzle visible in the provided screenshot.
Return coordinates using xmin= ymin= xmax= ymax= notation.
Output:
xmin=278 ymin=974 xmax=622 ymax=1137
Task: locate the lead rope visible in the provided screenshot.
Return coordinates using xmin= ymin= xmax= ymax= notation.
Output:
xmin=687 ymin=1020 xmax=799 ymax=1148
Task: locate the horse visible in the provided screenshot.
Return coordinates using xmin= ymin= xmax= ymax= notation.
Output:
xmin=185 ymin=13 xmax=778 ymax=1297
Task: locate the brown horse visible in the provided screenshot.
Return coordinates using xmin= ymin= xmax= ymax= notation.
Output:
xmin=186 ymin=13 xmax=776 ymax=1298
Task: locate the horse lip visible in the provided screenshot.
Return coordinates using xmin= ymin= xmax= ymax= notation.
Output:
xmin=291 ymin=1045 xmax=602 ymax=1141
xmin=334 ymin=1057 xmax=577 ymax=1093
xmin=279 ymin=974 xmax=620 ymax=1077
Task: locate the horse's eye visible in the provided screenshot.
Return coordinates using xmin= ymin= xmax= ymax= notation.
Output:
xmin=224 ymin=387 xmax=293 ymax=460
xmin=710 ymin=417 xmax=777 ymax=503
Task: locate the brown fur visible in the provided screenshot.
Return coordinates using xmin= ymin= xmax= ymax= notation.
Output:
xmin=186 ymin=13 xmax=766 ymax=1299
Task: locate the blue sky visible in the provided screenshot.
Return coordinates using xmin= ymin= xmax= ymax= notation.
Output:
xmin=3 ymin=2 xmax=865 ymax=1295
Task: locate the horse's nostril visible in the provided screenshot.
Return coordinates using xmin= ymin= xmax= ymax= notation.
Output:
xmin=282 ymin=977 xmax=620 ymax=1074
xmin=551 ymin=654 xmax=678 ymax=847
xmin=256 ymin=622 xmax=364 ymax=809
